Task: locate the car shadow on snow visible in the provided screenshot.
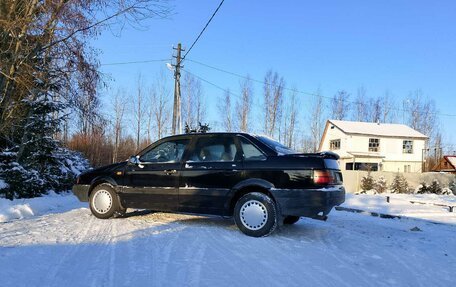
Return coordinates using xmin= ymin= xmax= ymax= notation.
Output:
xmin=119 ymin=209 xmax=334 ymax=240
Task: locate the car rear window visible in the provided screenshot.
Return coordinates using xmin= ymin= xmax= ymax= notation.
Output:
xmin=239 ymin=138 xmax=266 ymax=161
xmin=255 ymin=135 xmax=295 ymax=155
xmin=324 ymin=159 xmax=340 ymax=170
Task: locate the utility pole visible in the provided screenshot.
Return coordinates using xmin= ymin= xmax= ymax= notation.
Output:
xmin=172 ymin=43 xmax=184 ymax=135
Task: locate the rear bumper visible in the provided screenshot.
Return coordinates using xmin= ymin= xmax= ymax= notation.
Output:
xmin=270 ymin=186 xmax=345 ymax=218
xmin=72 ymin=184 xmax=91 ymax=202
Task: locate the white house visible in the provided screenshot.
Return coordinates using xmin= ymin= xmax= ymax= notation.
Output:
xmin=319 ymin=120 xmax=428 ymax=173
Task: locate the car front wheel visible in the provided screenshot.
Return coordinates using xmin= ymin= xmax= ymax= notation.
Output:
xmin=89 ymin=183 xmax=122 ymax=219
xmin=234 ymin=192 xmax=277 ymax=237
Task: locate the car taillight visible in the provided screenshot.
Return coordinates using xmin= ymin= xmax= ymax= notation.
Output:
xmin=313 ymin=170 xmax=334 ymax=185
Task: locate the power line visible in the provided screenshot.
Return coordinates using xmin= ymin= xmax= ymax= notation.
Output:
xmin=182 ymin=0 xmax=225 ymax=61
xmin=100 ymin=59 xmax=171 ymax=66
xmin=182 ymin=68 xmax=243 ymax=100
xmin=185 ymin=58 xmax=456 ymax=118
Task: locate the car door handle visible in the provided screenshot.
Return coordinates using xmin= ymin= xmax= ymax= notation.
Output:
xmin=164 ymin=169 xmax=177 ymax=175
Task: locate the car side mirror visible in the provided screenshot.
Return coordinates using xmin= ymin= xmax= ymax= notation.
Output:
xmin=128 ymin=155 xmax=140 ymax=165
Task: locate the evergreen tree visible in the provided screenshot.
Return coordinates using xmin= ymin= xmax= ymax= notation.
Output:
xmin=416 ymin=182 xmax=428 ymax=194
xmin=449 ymin=177 xmax=456 ymax=195
xmin=374 ymin=176 xmax=388 ymax=194
xmin=0 ymin=80 xmax=89 ymax=199
xmin=390 ymin=173 xmax=409 ymax=193
xmin=428 ymin=180 xmax=442 ymax=194
xmin=361 ymin=172 xmax=375 ymax=192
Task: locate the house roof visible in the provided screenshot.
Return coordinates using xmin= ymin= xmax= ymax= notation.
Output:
xmin=328 ymin=120 xmax=428 ymax=139
xmin=445 ymin=156 xmax=456 ymax=169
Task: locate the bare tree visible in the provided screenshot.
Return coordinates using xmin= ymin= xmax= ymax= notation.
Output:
xmin=404 ymin=90 xmax=438 ymax=138
xmin=381 ymin=90 xmax=394 ymax=123
xmin=0 ymin=0 xmax=171 ymax=149
xmin=331 ymin=90 xmax=350 ymax=120
xmin=370 ymin=97 xmax=382 ymax=123
xmin=150 ymin=70 xmax=171 ymax=140
xmin=263 ymin=70 xmax=285 ymax=137
xmin=133 ymin=74 xmax=146 ymax=150
xmin=282 ymin=88 xmax=299 ymax=148
xmin=309 ymin=90 xmax=325 ymax=152
xmin=237 ymin=76 xmax=253 ymax=132
xmin=112 ymin=89 xmax=127 ymax=163
xmin=354 ymin=87 xmax=369 ymax=122
xmin=219 ymin=89 xmax=233 ymax=132
xmin=182 ymin=73 xmax=206 ymax=129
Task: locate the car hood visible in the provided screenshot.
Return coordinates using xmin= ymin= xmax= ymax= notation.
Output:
xmin=83 ymin=161 xmax=128 ymax=174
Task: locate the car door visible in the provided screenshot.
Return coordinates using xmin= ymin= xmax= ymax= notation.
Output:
xmin=122 ymin=138 xmax=190 ymax=211
xmin=179 ymin=135 xmax=242 ymax=215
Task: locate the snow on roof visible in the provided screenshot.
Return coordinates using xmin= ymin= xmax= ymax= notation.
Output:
xmin=328 ymin=120 xmax=428 ymax=138
xmin=445 ymin=156 xmax=456 ymax=169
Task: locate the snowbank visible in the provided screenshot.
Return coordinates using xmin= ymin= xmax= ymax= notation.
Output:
xmin=0 ymin=191 xmax=83 ymax=222
xmin=343 ymin=193 xmax=456 ymax=224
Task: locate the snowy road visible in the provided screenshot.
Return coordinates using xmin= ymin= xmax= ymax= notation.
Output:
xmin=1 ymin=202 xmax=455 ymax=287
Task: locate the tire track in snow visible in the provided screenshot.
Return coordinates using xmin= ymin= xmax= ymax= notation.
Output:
xmin=40 ymin=209 xmax=96 ymax=286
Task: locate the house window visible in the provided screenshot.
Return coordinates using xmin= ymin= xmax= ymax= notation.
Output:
xmin=330 ymin=139 xmax=341 ymax=150
xmin=368 ymin=138 xmax=380 ymax=152
xmin=346 ymin=162 xmax=378 ymax=171
xmin=403 ymin=140 xmax=413 ymax=154
xmin=404 ymin=165 xmax=411 ymax=173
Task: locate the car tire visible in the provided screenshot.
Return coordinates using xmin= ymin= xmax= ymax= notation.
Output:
xmin=283 ymin=215 xmax=300 ymax=225
xmin=234 ymin=192 xmax=277 ymax=237
xmin=89 ymin=183 xmax=121 ymax=219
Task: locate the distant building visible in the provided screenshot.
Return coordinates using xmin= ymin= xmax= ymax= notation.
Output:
xmin=319 ymin=120 xmax=428 ymax=172
xmin=431 ymin=156 xmax=456 ymax=174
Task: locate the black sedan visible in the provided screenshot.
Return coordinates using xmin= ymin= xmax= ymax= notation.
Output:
xmin=73 ymin=132 xmax=345 ymax=237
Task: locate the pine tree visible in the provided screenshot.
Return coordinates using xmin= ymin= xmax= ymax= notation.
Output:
xmin=390 ymin=173 xmax=409 ymax=194
xmin=417 ymin=182 xmax=428 ymax=194
xmin=361 ymin=172 xmax=375 ymax=192
xmin=428 ymin=180 xmax=442 ymax=194
xmin=449 ymin=178 xmax=456 ymax=195
xmin=0 ymin=78 xmax=89 ymax=199
xmin=374 ymin=176 xmax=388 ymax=194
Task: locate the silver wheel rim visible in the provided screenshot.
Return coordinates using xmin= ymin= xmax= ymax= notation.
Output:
xmin=240 ymin=200 xmax=268 ymax=230
xmin=92 ymin=189 xmax=113 ymax=214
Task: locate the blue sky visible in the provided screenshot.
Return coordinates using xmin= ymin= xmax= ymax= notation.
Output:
xmin=93 ymin=0 xmax=456 ymax=148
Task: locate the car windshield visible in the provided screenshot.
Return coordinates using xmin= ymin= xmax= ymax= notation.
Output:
xmin=255 ymin=135 xmax=296 ymax=155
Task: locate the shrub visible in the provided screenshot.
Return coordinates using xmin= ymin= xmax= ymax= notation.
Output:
xmin=374 ymin=176 xmax=388 ymax=194
xmin=390 ymin=173 xmax=409 ymax=194
xmin=449 ymin=178 xmax=456 ymax=195
xmin=417 ymin=180 xmax=443 ymax=195
xmin=428 ymin=180 xmax=442 ymax=194
xmin=361 ymin=173 xmax=375 ymax=192
xmin=416 ymin=182 xmax=428 ymax=194
xmin=0 ymin=149 xmax=89 ymax=200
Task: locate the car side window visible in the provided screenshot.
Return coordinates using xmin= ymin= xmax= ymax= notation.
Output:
xmin=189 ymin=137 xmax=237 ymax=162
xmin=140 ymin=139 xmax=189 ymax=163
xmin=240 ymin=137 xmax=266 ymax=161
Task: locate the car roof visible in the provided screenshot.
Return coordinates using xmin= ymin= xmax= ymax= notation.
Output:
xmin=141 ymin=132 xmax=277 ymax=156
xmin=163 ymin=132 xmax=253 ymax=139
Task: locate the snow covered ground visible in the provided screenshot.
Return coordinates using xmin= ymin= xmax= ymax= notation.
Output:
xmin=0 ymin=191 xmax=82 ymax=223
xmin=0 ymin=193 xmax=455 ymax=287
xmin=344 ymin=193 xmax=456 ymax=225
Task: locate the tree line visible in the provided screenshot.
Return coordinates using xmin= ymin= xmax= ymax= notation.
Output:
xmin=76 ymin=68 xmax=444 ymax=169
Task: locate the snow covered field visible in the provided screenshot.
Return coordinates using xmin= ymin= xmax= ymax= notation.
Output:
xmin=0 ymin=193 xmax=455 ymax=287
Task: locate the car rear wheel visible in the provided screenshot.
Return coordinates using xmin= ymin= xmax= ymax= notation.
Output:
xmin=234 ymin=192 xmax=277 ymax=237
xmin=283 ymin=215 xmax=300 ymax=225
xmin=89 ymin=183 xmax=122 ymax=219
